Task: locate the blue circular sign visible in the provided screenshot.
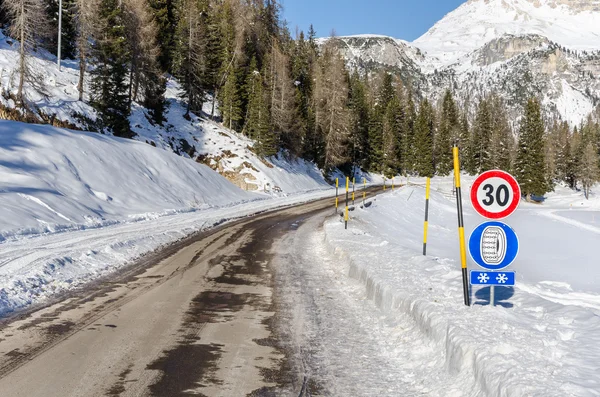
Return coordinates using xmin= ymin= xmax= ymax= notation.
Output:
xmin=468 ymin=221 xmax=519 ymax=271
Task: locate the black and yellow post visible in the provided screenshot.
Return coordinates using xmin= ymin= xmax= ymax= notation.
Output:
xmin=352 ymin=177 xmax=356 ymax=205
xmin=345 ymin=177 xmax=350 ymax=229
xmin=363 ymin=178 xmax=367 ymax=206
xmin=453 ymin=144 xmax=470 ymax=306
xmin=423 ymin=177 xmax=431 ymax=256
xmin=383 ymin=177 xmax=386 ymax=191
xmin=335 ymin=178 xmax=339 ymax=214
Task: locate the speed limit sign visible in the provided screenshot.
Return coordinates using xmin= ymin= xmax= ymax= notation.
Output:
xmin=470 ymin=170 xmax=521 ymax=219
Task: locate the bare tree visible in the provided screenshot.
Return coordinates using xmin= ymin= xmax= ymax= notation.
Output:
xmin=3 ymin=0 xmax=48 ymax=107
xmin=74 ymin=0 xmax=99 ymax=102
xmin=268 ymin=43 xmax=301 ymax=153
xmin=314 ymin=37 xmax=350 ymax=171
xmin=123 ymin=0 xmax=161 ymax=105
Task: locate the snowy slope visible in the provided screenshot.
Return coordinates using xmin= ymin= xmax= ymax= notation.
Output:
xmin=324 ymin=178 xmax=600 ymax=396
xmin=130 ymin=80 xmax=331 ymax=194
xmin=0 ymin=32 xmax=331 ymax=195
xmin=0 ymin=119 xmax=344 ymax=315
xmin=0 ymin=120 xmax=258 ymax=239
xmin=414 ymin=0 xmax=600 ymax=68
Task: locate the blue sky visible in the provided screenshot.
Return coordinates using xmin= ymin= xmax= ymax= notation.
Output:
xmin=280 ymin=0 xmax=465 ymax=41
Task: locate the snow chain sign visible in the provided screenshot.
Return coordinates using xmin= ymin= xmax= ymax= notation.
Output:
xmin=469 ymin=170 xmax=520 ymax=290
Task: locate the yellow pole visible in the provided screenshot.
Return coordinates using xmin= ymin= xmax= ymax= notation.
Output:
xmin=352 ymin=177 xmax=355 ymax=205
xmin=363 ymin=178 xmax=366 ymax=205
xmin=453 ymin=145 xmax=470 ymax=306
xmin=345 ymin=177 xmax=350 ymax=229
xmin=335 ymin=178 xmax=339 ymax=214
xmin=423 ymin=177 xmax=431 ymax=255
xmin=383 ymin=177 xmax=386 ymax=191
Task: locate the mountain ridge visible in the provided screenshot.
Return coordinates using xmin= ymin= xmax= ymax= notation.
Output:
xmin=325 ymin=0 xmax=600 ymax=126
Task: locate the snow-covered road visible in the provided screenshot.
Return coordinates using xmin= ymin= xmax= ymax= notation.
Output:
xmin=0 ymin=189 xmax=339 ymax=316
xmin=273 ymin=209 xmax=467 ymax=396
xmin=323 ymin=184 xmax=600 ymax=396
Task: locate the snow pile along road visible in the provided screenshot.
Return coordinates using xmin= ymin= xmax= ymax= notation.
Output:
xmin=324 ymin=182 xmax=600 ymax=396
xmin=0 ymin=120 xmax=258 ymax=238
xmin=0 ymin=120 xmax=340 ymax=316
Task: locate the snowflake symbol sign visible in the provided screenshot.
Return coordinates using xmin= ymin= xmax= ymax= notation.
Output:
xmin=478 ymin=273 xmax=490 ymax=283
xmin=496 ymin=273 xmax=508 ymax=284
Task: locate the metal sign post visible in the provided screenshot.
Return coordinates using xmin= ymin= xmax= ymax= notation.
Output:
xmin=453 ymin=145 xmax=470 ymax=306
xmin=345 ymin=177 xmax=349 ymax=229
xmin=335 ymin=178 xmax=339 ymax=214
xmin=423 ymin=177 xmax=431 ymax=256
xmin=363 ymin=178 xmax=366 ymax=206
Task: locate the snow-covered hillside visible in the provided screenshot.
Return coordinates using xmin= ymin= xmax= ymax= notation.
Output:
xmin=0 ymin=32 xmax=331 ymax=195
xmin=0 ymin=119 xmax=344 ymax=315
xmin=327 ymin=0 xmax=600 ymax=126
xmin=0 ymin=120 xmax=258 ymax=239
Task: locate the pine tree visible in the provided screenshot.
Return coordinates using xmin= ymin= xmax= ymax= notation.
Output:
xmin=515 ymin=98 xmax=549 ymax=198
xmin=220 ymin=63 xmax=242 ymax=131
xmin=367 ymin=73 xmax=395 ymax=172
xmin=567 ymin=126 xmax=582 ymax=189
xmin=91 ymin=0 xmax=132 ymax=137
xmin=291 ymin=30 xmax=317 ymax=159
xmin=172 ymin=0 xmax=208 ymax=117
xmin=458 ymin=111 xmax=472 ymax=173
xmin=212 ymin=0 xmax=236 ymax=120
xmin=580 ymin=142 xmax=599 ymax=199
xmin=470 ymin=98 xmax=493 ymax=173
xmin=402 ymin=89 xmax=416 ymax=175
xmin=488 ymin=94 xmax=514 ymax=172
xmin=382 ymin=97 xmax=402 ymax=176
xmin=45 ymin=0 xmax=77 ymax=59
xmin=148 ymin=0 xmax=176 ymax=72
xmin=435 ymin=90 xmax=457 ymax=175
xmin=414 ymin=99 xmax=435 ymax=177
xmin=367 ymin=106 xmax=384 ymax=172
xmin=555 ymin=121 xmax=571 ymax=183
xmin=348 ymin=72 xmax=370 ymax=171
xmin=245 ymin=58 xmax=276 ymax=156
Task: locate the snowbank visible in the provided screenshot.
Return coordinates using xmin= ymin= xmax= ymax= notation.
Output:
xmin=323 ymin=181 xmax=600 ymax=396
xmin=0 ymin=120 xmax=258 ymax=238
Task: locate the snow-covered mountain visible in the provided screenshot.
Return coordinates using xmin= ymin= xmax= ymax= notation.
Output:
xmin=414 ymin=0 xmax=600 ymax=69
xmin=329 ymin=0 xmax=600 ymax=125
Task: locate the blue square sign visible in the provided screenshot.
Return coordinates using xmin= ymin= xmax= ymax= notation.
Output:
xmin=470 ymin=271 xmax=515 ymax=286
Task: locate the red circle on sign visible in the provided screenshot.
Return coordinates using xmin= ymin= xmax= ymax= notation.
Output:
xmin=470 ymin=170 xmax=521 ymax=219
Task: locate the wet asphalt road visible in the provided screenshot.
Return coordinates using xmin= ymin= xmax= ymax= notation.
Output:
xmin=0 ymin=188 xmax=381 ymax=396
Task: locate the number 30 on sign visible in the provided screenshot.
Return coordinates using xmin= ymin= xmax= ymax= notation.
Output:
xmin=470 ymin=170 xmax=521 ymax=220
